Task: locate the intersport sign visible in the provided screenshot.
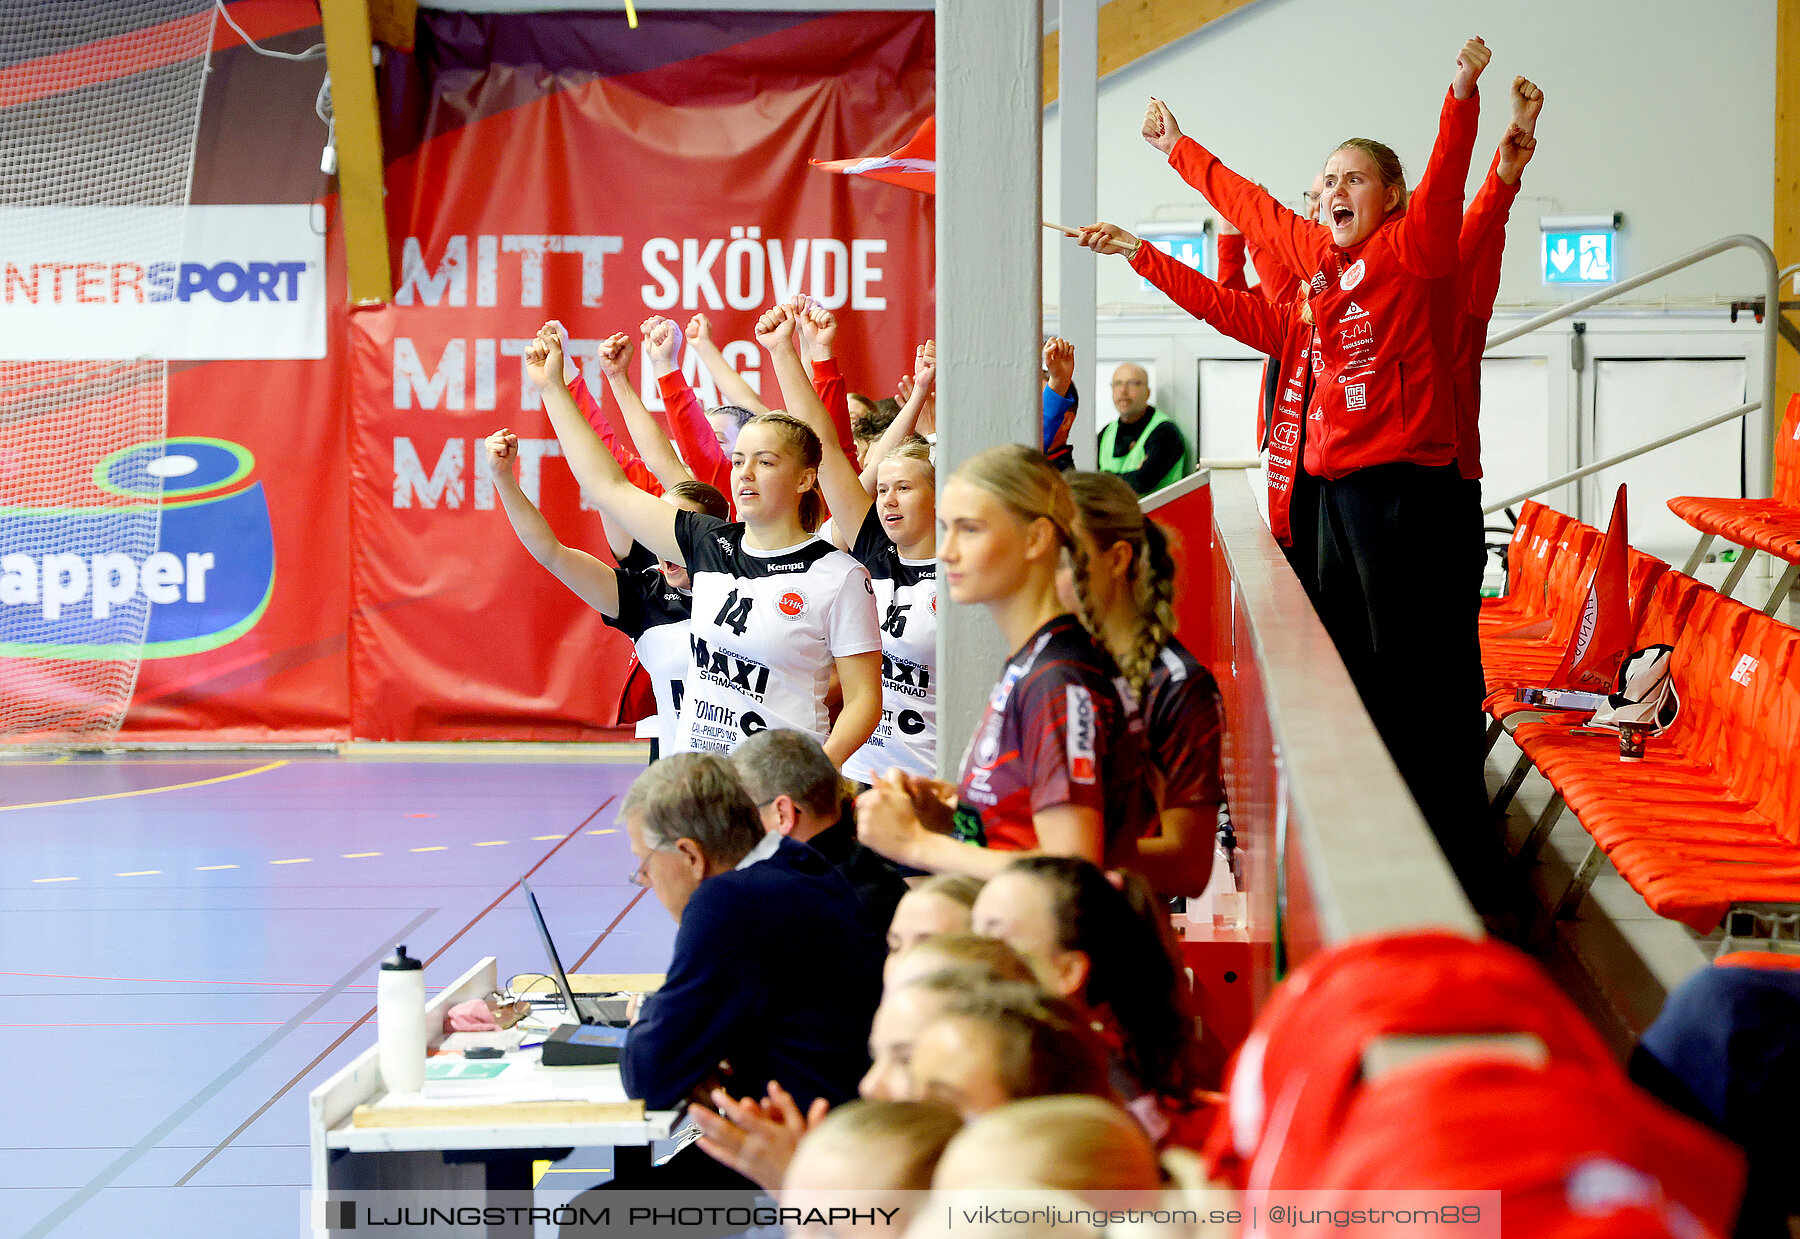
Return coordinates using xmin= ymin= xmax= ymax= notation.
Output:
xmin=0 ymin=205 xmax=325 ymax=360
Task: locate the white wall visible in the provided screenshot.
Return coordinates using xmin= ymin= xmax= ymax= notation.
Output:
xmin=1045 ymin=0 xmax=1777 ymax=314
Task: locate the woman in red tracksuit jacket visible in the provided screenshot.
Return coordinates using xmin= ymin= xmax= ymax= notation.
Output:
xmin=1083 ymin=224 xmax=1316 ymax=577
xmin=1215 ymin=192 xmax=1325 ymax=598
xmin=1135 ymin=38 xmax=1493 ymax=867
xmin=1447 ymin=78 xmax=1544 ymax=728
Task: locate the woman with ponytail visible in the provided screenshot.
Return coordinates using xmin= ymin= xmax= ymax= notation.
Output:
xmin=757 ymin=303 xmax=940 ymax=786
xmin=1107 ymin=37 xmax=1494 ymax=860
xmin=526 ymin=322 xmax=882 ymax=764
xmin=973 ymin=856 xmax=1213 ymax=1143
xmin=857 ymin=445 xmax=1149 ymax=879
xmin=1064 ymin=472 xmax=1224 ymax=897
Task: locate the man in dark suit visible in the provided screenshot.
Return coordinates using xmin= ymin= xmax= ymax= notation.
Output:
xmin=608 ymin=751 xmax=885 ymax=1189
xmin=730 ymin=729 xmax=910 ymax=938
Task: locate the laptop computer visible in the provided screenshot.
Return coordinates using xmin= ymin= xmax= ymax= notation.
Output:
xmin=519 ymin=878 xmax=632 ymax=1026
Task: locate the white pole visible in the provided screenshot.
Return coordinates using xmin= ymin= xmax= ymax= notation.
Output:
xmin=934 ymin=2 xmax=1044 ymax=776
xmin=1058 ymin=0 xmax=1099 ymax=469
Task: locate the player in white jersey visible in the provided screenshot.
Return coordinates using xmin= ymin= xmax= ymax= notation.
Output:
xmin=759 ymin=302 xmax=938 ymax=784
xmin=526 ymin=323 xmax=883 ymax=765
xmin=484 ymin=429 xmax=730 ymax=754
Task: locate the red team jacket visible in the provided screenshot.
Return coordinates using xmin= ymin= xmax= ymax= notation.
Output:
xmin=1132 ymin=241 xmax=1314 ymax=545
xmin=1216 ymin=232 xmax=1249 ymax=293
xmin=1212 ymin=233 xmax=1314 ymax=539
xmin=568 ymin=373 xmax=665 ymax=497
xmin=657 ymin=359 xmax=859 ymax=502
xmin=1167 ymin=88 xmax=1480 ymax=481
xmin=1452 ymin=153 xmax=1523 ymax=481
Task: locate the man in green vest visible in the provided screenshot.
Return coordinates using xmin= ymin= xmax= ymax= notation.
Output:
xmin=1097 ymin=363 xmax=1189 ymax=496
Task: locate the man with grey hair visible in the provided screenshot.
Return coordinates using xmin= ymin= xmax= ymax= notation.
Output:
xmin=617 ymin=752 xmax=883 ymax=1175
xmin=731 ymin=729 xmax=908 ymax=935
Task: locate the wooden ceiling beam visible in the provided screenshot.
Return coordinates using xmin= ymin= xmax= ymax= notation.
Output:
xmin=319 ymin=0 xmax=394 ymax=304
xmin=1044 ymin=0 xmax=1266 ymax=108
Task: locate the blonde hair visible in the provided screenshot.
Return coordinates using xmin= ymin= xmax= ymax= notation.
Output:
xmin=950 ymin=444 xmax=1092 ymax=634
xmin=914 ymin=874 xmax=984 ymax=910
xmin=897 ymin=933 xmax=1038 ymax=985
xmin=933 ymin=1096 xmax=1161 ymax=1193
xmin=878 ymin=433 xmax=936 ymax=487
xmin=1332 ymin=138 xmax=1408 ymax=211
xmin=799 ymin=1099 xmax=963 ymax=1191
xmin=740 ymin=411 xmax=825 ymax=531
xmin=1066 ymin=471 xmax=1178 ymax=700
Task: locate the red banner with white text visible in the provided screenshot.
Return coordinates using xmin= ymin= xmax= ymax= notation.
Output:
xmin=104 ymin=5 xmax=933 ymax=740
xmin=347 ymin=9 xmax=935 ymax=739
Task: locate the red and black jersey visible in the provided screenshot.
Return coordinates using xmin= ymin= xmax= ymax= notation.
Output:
xmin=952 ymin=614 xmax=1147 ymax=854
xmin=1138 ymin=636 xmax=1225 ymax=814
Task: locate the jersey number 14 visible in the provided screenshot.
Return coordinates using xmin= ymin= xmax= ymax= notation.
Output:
xmin=714 ymin=589 xmax=754 ymax=636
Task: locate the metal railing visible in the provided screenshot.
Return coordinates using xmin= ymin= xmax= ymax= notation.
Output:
xmin=1480 ymin=234 xmax=1780 ymax=517
xmin=1164 ymin=468 xmax=1481 ymax=954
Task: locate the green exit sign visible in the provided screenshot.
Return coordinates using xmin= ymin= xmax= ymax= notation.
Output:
xmin=1542 ymin=230 xmax=1615 ymax=285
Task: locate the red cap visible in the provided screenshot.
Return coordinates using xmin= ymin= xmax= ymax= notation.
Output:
xmin=1303 ymin=1055 xmax=1744 ymax=1238
xmin=1204 ymin=930 xmax=1619 ymax=1190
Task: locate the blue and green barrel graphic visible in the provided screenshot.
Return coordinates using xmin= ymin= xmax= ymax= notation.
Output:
xmin=0 ymin=437 xmax=275 ymax=659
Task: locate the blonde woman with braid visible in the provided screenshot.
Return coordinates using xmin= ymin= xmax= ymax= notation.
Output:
xmin=857 ymin=445 xmax=1149 ymax=879
xmin=1063 ymin=472 xmax=1224 ymax=896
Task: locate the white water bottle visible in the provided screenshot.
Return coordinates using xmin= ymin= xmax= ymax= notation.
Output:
xmin=378 ymin=944 xmax=427 ymax=1095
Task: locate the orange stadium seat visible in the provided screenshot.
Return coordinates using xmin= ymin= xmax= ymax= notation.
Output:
xmin=1501 ymin=585 xmax=1800 ymax=933
xmin=1480 ymin=501 xmax=1578 ymax=635
xmin=1669 ymin=393 xmax=1800 ymax=613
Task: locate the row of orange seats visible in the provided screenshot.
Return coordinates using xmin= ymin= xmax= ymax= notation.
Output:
xmin=1479 ymin=501 xmax=1800 ymax=933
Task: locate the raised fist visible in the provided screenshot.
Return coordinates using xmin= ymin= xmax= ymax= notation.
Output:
xmin=1452 ymin=37 xmax=1491 ymax=100
xmin=800 ymin=305 xmax=838 ymax=353
xmin=1043 ymin=337 xmax=1075 ymax=394
xmin=597 ymin=332 xmax=634 ymax=379
xmin=1494 ymin=121 xmax=1539 ymax=184
xmin=755 ymin=304 xmax=797 ymax=352
xmin=484 ymin=428 xmax=519 ymax=475
xmin=1511 ymin=76 xmax=1544 ymax=134
xmin=642 ymin=316 xmax=684 ymax=367
xmin=1141 ymin=97 xmax=1182 ymax=156
xmin=524 ymin=327 xmax=562 ymax=392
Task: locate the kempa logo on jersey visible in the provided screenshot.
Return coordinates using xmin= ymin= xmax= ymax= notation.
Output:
xmin=0 ymin=437 xmax=276 ymax=660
